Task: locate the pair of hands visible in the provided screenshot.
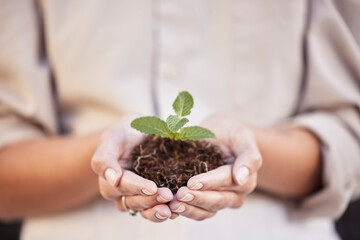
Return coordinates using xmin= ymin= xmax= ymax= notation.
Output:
xmin=91 ymin=114 xmax=262 ymax=222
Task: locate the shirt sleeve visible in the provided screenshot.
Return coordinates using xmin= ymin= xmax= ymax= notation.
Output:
xmin=288 ymin=0 xmax=360 ymax=219
xmin=0 ymin=0 xmax=57 ymax=149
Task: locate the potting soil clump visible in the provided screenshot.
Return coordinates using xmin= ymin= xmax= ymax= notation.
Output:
xmin=131 ymin=135 xmax=225 ymax=194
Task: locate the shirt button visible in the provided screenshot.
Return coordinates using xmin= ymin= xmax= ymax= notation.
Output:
xmin=160 ymin=62 xmax=179 ymax=81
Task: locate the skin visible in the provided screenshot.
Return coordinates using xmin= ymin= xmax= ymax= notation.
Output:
xmin=0 ymin=113 xmax=321 ymax=222
xmin=91 ymin=116 xmax=177 ymax=222
xmin=169 ymin=114 xmax=321 ymax=220
xmin=0 ymin=134 xmax=100 ymax=220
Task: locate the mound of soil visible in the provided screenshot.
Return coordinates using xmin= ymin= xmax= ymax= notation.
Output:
xmin=130 ymin=135 xmax=225 ymax=194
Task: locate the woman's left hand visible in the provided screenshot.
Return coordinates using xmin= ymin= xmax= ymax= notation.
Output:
xmin=169 ymin=113 xmax=263 ymax=220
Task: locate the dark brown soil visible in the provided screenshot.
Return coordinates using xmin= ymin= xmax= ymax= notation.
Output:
xmin=130 ymin=135 xmax=225 ymax=194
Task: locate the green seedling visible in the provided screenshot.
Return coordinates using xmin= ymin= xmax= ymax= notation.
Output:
xmin=131 ymin=91 xmax=216 ymax=141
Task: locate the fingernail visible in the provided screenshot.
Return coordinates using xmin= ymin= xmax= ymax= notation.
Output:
xmin=104 ymin=168 xmax=118 ymax=186
xmin=173 ymin=204 xmax=185 ymax=213
xmin=156 ymin=195 xmax=168 ymax=202
xmin=142 ymin=189 xmax=154 ymax=196
xmin=236 ymin=166 xmax=250 ymax=185
xmin=180 ymin=193 xmax=194 ymax=202
xmin=190 ymin=183 xmax=203 ymax=190
xmin=155 ymin=212 xmax=168 ymax=220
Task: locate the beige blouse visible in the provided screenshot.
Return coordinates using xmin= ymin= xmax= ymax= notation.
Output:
xmin=0 ymin=0 xmax=359 ymax=239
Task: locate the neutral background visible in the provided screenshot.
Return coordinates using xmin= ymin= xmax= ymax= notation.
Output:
xmin=1 ymin=199 xmax=360 ymax=240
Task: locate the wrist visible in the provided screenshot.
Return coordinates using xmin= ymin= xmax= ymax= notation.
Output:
xmin=70 ymin=131 xmax=102 ymax=196
xmin=249 ymin=125 xmax=322 ymax=199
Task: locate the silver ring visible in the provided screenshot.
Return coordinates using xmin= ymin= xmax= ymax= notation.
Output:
xmin=121 ymin=195 xmax=138 ymax=216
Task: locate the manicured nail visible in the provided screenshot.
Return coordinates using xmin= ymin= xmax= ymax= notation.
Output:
xmin=173 ymin=204 xmax=185 ymax=213
xmin=142 ymin=189 xmax=154 ymax=196
xmin=155 ymin=212 xmax=168 ymax=220
xmin=104 ymin=168 xmax=118 ymax=186
xmin=191 ymin=183 xmax=203 ymax=190
xmin=236 ymin=166 xmax=250 ymax=185
xmin=180 ymin=193 xmax=194 ymax=202
xmin=156 ymin=195 xmax=168 ymax=202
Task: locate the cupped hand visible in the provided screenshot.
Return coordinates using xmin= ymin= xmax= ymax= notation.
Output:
xmin=169 ymin=113 xmax=262 ymax=220
xmin=91 ymin=115 xmax=175 ymax=222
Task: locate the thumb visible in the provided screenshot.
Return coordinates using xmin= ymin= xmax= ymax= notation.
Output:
xmin=232 ymin=151 xmax=262 ymax=186
xmin=231 ymin=131 xmax=262 ymax=186
xmin=91 ymin=131 xmax=124 ymax=187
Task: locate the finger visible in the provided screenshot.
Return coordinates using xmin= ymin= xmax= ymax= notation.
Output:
xmin=121 ymin=187 xmax=173 ymax=211
xmin=140 ymin=204 xmax=172 ymax=222
xmin=118 ymin=170 xmax=157 ymax=196
xmin=91 ymin=130 xmax=124 ymax=187
xmin=99 ymin=177 xmax=122 ymax=200
xmin=230 ymin=130 xmax=262 ymax=185
xmin=175 ymin=187 xmax=244 ymax=212
xmin=114 ymin=197 xmax=126 ymax=212
xmin=187 ymin=165 xmax=233 ymax=191
xmin=169 ymin=200 xmax=216 ymax=221
xmin=91 ymin=117 xmax=144 ymax=187
xmin=99 ymin=170 xmax=158 ymax=200
xmin=170 ymin=213 xmax=179 ymax=220
xmin=232 ymin=151 xmax=262 ymax=186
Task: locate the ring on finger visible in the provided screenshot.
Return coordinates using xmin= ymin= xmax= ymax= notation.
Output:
xmin=121 ymin=195 xmax=138 ymax=216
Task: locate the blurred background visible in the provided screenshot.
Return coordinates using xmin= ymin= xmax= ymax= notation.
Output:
xmin=0 ymin=201 xmax=359 ymax=239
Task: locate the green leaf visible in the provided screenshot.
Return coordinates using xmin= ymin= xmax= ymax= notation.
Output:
xmin=166 ymin=115 xmax=189 ymax=132
xmin=171 ymin=132 xmax=181 ymax=141
xmin=172 ymin=91 xmax=194 ymax=117
xmin=179 ymin=126 xmax=216 ymax=141
xmin=131 ymin=116 xmax=172 ymax=138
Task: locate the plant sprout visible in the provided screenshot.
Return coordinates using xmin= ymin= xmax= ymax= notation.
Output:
xmin=131 ymin=91 xmax=216 ymax=141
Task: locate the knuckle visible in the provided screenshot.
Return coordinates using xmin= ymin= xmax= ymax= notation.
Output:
xmin=128 ymin=197 xmax=151 ymax=211
xmin=194 ymin=198 xmax=206 ymax=207
xmin=208 ymin=194 xmax=226 ymax=211
xmin=231 ymin=196 xmax=244 ymax=209
xmin=127 ymin=200 xmax=141 ymax=211
xmin=245 ymin=178 xmax=257 ymax=193
xmin=182 ymin=206 xmax=196 ymax=218
xmin=209 ymin=202 xmax=223 ymax=212
xmin=242 ymin=182 xmax=255 ymax=194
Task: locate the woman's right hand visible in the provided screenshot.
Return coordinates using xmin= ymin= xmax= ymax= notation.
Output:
xmin=91 ymin=115 xmax=175 ymax=222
